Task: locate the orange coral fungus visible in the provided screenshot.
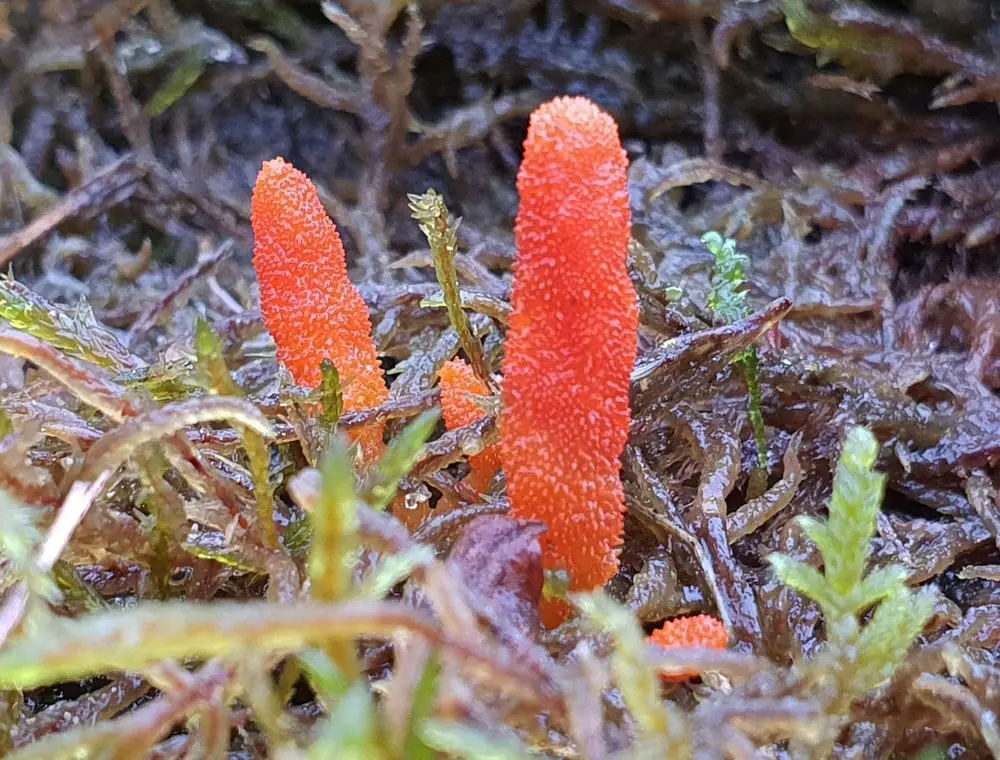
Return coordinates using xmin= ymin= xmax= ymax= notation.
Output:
xmin=438 ymin=358 xmax=500 ymax=496
xmin=501 ymin=96 xmax=638 ymax=627
xmin=650 ymin=615 xmax=729 ymax=682
xmin=251 ymin=157 xmax=388 ymax=459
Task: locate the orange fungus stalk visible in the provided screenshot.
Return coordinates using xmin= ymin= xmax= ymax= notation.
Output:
xmin=251 ymin=157 xmax=388 ymax=459
xmin=438 ymin=358 xmax=500 ymax=496
xmin=501 ymin=96 xmax=638 ymax=627
xmin=650 ymin=615 xmax=728 ymax=682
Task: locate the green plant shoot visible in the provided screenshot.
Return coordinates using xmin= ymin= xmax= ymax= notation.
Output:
xmin=702 ymin=231 xmax=768 ymax=474
xmin=409 ymin=189 xmax=491 ymax=389
xmin=194 ymin=319 xmax=278 ymax=548
xmin=769 ymin=426 xmax=935 ymax=730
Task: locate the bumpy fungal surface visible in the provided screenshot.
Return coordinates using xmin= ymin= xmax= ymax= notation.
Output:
xmin=251 ymin=157 xmax=388 ymax=459
xmin=501 ymin=96 xmax=638 ymax=626
xmin=438 ymin=358 xmax=500 ymax=495
xmin=650 ymin=615 xmax=729 ymax=682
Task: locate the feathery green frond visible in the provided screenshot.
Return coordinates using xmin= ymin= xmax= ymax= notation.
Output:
xmin=702 ymin=231 xmax=767 ymax=473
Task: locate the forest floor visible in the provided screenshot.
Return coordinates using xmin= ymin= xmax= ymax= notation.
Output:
xmin=2 ymin=1 xmax=1000 ymax=758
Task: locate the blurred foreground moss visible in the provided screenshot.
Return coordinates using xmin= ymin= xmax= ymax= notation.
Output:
xmin=0 ymin=600 xmax=449 ymax=690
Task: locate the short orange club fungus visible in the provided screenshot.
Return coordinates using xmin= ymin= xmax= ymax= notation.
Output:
xmin=650 ymin=615 xmax=729 ymax=682
xmin=251 ymin=157 xmax=388 ymax=460
xmin=438 ymin=358 xmax=500 ymax=497
xmin=501 ymin=96 xmax=638 ymax=627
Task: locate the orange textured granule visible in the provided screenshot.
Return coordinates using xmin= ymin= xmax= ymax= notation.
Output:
xmin=650 ymin=615 xmax=729 ymax=682
xmin=501 ymin=96 xmax=638 ymax=627
xmin=251 ymin=157 xmax=388 ymax=460
xmin=438 ymin=358 xmax=500 ymax=496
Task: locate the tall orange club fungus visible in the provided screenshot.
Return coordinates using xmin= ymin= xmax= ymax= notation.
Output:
xmin=251 ymin=157 xmax=388 ymax=460
xmin=501 ymin=96 xmax=638 ymax=627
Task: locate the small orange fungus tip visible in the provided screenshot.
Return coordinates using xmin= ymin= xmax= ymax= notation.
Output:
xmin=650 ymin=615 xmax=729 ymax=683
xmin=250 ymin=157 xmax=388 ymax=459
xmin=500 ymin=95 xmax=638 ymax=628
xmin=438 ymin=359 xmax=500 ymax=495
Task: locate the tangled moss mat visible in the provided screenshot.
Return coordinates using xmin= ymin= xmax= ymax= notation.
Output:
xmin=2 ymin=1 xmax=1000 ymax=757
